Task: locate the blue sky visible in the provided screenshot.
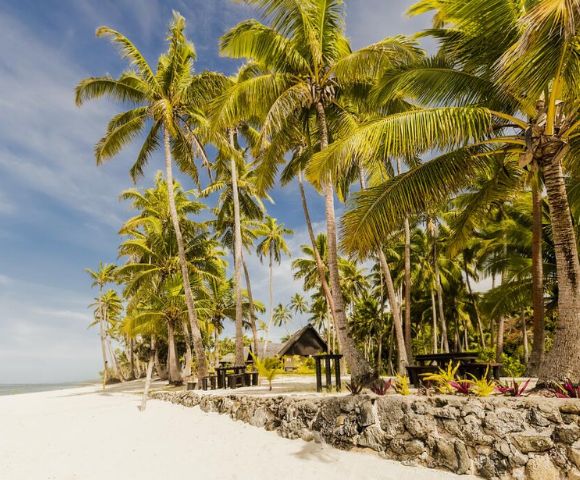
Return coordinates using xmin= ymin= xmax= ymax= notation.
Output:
xmin=0 ymin=0 xmax=431 ymax=383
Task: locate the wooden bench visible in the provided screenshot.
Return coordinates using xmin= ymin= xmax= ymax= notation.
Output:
xmin=406 ymin=365 xmax=439 ymax=388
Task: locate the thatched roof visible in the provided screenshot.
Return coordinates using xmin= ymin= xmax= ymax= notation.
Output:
xmin=278 ymin=324 xmax=327 ymax=356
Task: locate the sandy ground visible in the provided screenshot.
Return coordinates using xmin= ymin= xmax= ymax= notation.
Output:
xmin=0 ymin=384 xmax=477 ymax=480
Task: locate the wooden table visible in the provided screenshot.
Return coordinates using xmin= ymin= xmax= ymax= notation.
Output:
xmin=215 ymin=366 xmax=246 ymax=389
xmin=314 ymin=354 xmax=342 ymax=392
xmin=414 ymin=352 xmax=479 ymax=366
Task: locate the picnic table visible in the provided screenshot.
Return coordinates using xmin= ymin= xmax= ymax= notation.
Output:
xmin=406 ymin=352 xmax=501 ymax=388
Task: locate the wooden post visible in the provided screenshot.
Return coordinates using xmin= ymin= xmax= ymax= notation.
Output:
xmin=315 ymin=357 xmax=322 ymax=392
xmin=325 ymin=356 xmax=332 ymax=391
xmin=334 ymin=355 xmax=342 ymax=391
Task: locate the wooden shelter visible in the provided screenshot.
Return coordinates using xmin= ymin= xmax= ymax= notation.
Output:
xmin=278 ymin=324 xmax=327 ymax=356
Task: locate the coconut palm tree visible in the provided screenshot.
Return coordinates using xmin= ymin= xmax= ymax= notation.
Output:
xmin=75 ymin=13 xmax=213 ymax=381
xmin=86 ymin=262 xmax=118 ymax=388
xmin=273 ymin=303 xmax=292 ymax=335
xmin=214 ymin=0 xmax=422 ymax=383
xmin=289 ymin=293 xmax=308 ymax=316
xmin=255 ymin=216 xmax=293 ymax=356
xmin=310 ymin=0 xmax=580 ymax=380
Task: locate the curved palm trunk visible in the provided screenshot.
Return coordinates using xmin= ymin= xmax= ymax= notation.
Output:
xmin=378 ymin=250 xmax=409 ymax=373
xmin=140 ymin=335 xmax=156 ymax=411
xmin=229 ymin=130 xmax=245 ymax=367
xmin=298 ymin=170 xmax=336 ymax=317
xmin=315 ymin=101 xmax=374 ymax=384
xmin=163 ymin=128 xmax=208 ymax=382
xmin=528 ymin=177 xmax=545 ymax=375
xmin=538 ymin=145 xmax=580 ymax=381
xmin=166 ymin=319 xmax=182 ymax=384
xmin=242 ymin=257 xmax=260 ymax=357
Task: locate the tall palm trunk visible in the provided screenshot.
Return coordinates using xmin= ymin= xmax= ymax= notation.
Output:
xmin=538 ymin=145 xmax=580 ymax=381
xmin=242 ymin=257 xmax=260 ymax=357
xmin=140 ymin=335 xmax=156 ymax=411
xmin=229 ymin=130 xmax=245 ymax=367
xmin=262 ymin=250 xmax=274 ymax=357
xmin=464 ymin=259 xmax=486 ymax=348
xmin=180 ymin=318 xmax=193 ymax=377
xmin=315 ymin=101 xmax=374 ymax=384
xmin=97 ymin=292 xmax=108 ymax=389
xmin=403 ymin=217 xmax=412 ymax=358
xmin=394 ymin=159 xmax=413 ymax=359
xmin=297 ymin=170 xmax=337 ymax=318
xmin=522 ymin=312 xmax=529 ymax=365
xmin=496 ymin=316 xmax=505 ymax=363
xmin=163 ymin=128 xmax=208 ymax=382
xmin=528 ymin=176 xmax=545 ymax=375
xmin=154 ymin=347 xmax=168 ymax=380
xmin=166 ymin=319 xmax=182 ymax=384
xmin=432 ymin=231 xmax=450 ymax=352
xmin=431 ymin=289 xmax=438 ymax=353
xmin=128 ymin=336 xmax=135 ymax=380
xmin=378 ymin=250 xmax=408 ymax=373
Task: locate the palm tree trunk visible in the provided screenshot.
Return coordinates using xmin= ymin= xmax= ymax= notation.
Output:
xmin=140 ymin=335 xmax=156 ymax=411
xmin=528 ymin=176 xmax=545 ymax=375
xmin=166 ymin=319 xmax=182 ymax=384
xmin=538 ymin=145 xmax=580 ymax=381
xmin=128 ymin=336 xmax=135 ymax=380
xmin=431 ymin=289 xmax=438 ymax=353
xmin=163 ymin=128 xmax=208 ymax=382
xmin=377 ymin=249 xmax=408 ymax=373
xmin=214 ymin=324 xmax=220 ymax=368
xmin=433 ymin=239 xmax=450 ymax=353
xmin=403 ymin=217 xmax=413 ymax=359
xmin=315 ymin=101 xmax=374 ymax=384
xmin=376 ymin=334 xmax=383 ymax=375
xmin=154 ymin=348 xmax=168 ymax=380
xmin=496 ymin=316 xmax=505 ymax=363
xmin=464 ymin=259 xmax=486 ymax=348
xmin=180 ymin=318 xmax=193 ymax=377
xmin=97 ymin=292 xmax=108 ymax=389
xmin=262 ymin=251 xmax=274 ymax=357
xmin=242 ymin=257 xmax=260 ymax=357
xmin=522 ymin=311 xmax=529 ymax=365
xmin=297 ymin=170 xmax=337 ymax=320
xmin=229 ymin=130 xmax=245 ymax=367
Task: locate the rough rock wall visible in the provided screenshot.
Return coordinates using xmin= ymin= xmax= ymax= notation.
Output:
xmin=151 ymin=391 xmax=580 ymax=479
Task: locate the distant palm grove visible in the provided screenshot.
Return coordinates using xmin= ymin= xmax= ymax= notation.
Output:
xmin=78 ymin=0 xmax=580 ymax=389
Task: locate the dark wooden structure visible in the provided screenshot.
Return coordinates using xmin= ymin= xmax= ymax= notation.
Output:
xmin=278 ymin=324 xmax=328 ymax=356
xmin=314 ymin=354 xmax=343 ymax=392
xmin=406 ymin=352 xmax=501 ymax=388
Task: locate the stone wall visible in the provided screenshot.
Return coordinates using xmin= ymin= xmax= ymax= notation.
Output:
xmin=151 ymin=391 xmax=580 ymax=479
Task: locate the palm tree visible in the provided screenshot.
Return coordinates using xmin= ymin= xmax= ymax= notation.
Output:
xmin=215 ymin=0 xmax=420 ymax=383
xmin=273 ymin=303 xmax=292 ymax=335
xmin=201 ymin=132 xmax=266 ymax=366
xmin=255 ymin=216 xmax=292 ymax=356
xmin=311 ymin=0 xmax=580 ymax=381
xmin=289 ymin=293 xmax=308 ymax=316
xmin=75 ymin=13 xmax=211 ymax=381
xmin=117 ymin=175 xmax=222 ymax=383
xmin=86 ymin=262 xmax=118 ymax=388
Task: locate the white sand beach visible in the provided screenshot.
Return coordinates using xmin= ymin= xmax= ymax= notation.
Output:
xmin=0 ymin=384 xmax=477 ymax=480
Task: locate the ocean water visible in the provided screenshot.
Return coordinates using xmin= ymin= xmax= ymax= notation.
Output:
xmin=0 ymin=382 xmax=95 ymax=396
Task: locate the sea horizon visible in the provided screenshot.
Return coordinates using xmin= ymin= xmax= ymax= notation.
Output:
xmin=0 ymin=381 xmax=98 ymax=396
